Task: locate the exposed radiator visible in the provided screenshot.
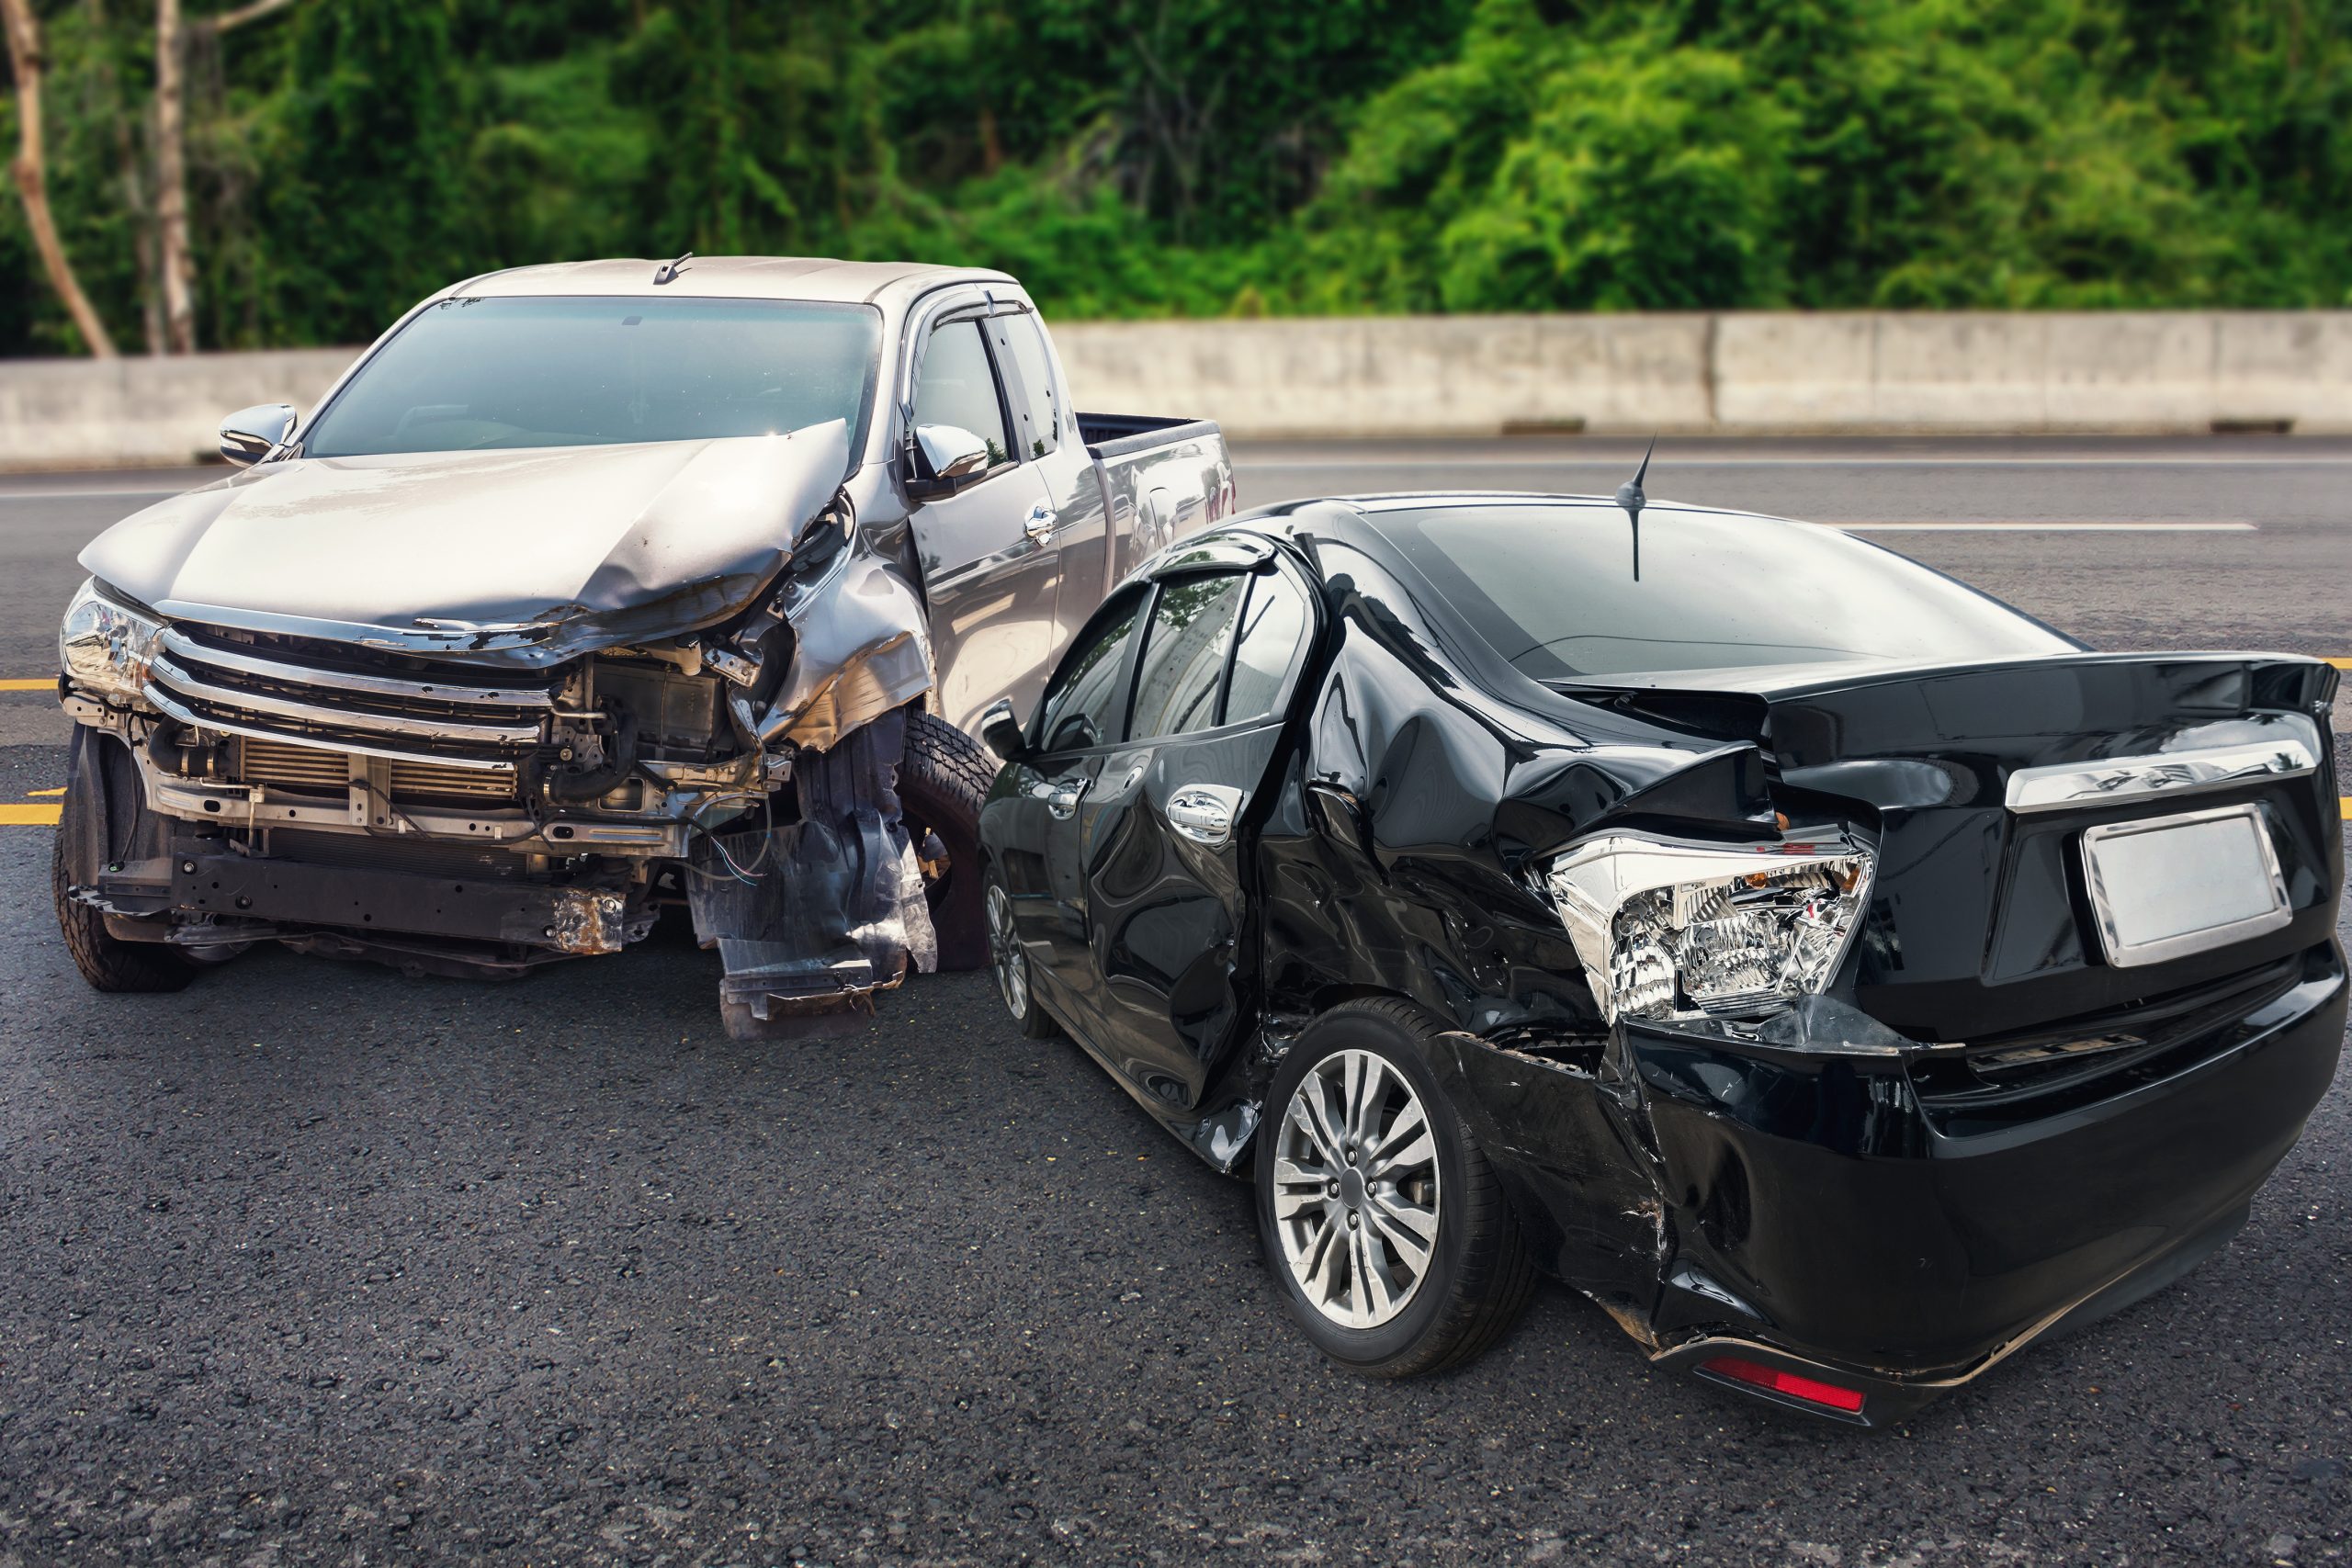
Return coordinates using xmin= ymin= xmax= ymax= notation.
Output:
xmin=235 ymin=738 xmax=347 ymax=792
xmin=234 ymin=739 xmax=519 ymax=804
xmin=389 ymin=759 xmax=519 ymax=802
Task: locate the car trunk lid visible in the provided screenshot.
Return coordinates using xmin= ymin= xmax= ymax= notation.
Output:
xmin=1562 ymin=653 xmax=2339 ymax=1041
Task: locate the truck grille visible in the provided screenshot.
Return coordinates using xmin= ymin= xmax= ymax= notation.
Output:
xmin=233 ymin=738 xmax=522 ymax=805
xmin=146 ymin=624 xmax=555 ymax=767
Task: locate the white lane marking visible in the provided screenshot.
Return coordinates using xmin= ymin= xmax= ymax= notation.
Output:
xmin=1828 ymin=521 xmax=2256 ymax=533
xmin=1238 ymin=454 xmax=2352 ymax=470
xmin=0 ymin=486 xmax=198 ymax=502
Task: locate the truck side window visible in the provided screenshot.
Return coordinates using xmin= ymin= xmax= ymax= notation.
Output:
xmin=1036 ymin=588 xmax=1144 ymax=753
xmin=994 ymin=312 xmax=1061 ymax=458
xmin=913 ymin=320 xmax=1011 ymax=469
xmin=1130 ymin=573 xmax=1246 ymax=739
xmin=1220 ymin=572 xmax=1310 ymax=724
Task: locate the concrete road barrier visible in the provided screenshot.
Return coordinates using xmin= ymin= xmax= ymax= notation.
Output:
xmin=4 ymin=311 xmax=2348 ymax=468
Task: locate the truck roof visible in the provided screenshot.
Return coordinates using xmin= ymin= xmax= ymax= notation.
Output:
xmin=441 ymin=256 xmax=1018 ymax=308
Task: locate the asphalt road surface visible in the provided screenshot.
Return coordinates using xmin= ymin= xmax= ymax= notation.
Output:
xmin=1 ymin=439 xmax=2346 ymax=1567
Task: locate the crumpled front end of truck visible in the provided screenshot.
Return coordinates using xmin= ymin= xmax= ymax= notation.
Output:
xmin=54 ymin=430 xmax=978 ymax=1036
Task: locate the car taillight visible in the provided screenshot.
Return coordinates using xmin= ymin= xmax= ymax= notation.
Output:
xmin=1700 ymin=1355 xmax=1866 ymax=1415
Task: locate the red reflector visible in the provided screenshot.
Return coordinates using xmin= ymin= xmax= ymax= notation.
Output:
xmin=1701 ymin=1355 xmax=1866 ymax=1414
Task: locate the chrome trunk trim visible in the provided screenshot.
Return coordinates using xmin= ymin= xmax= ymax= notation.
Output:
xmin=2005 ymin=728 xmax=2320 ymax=815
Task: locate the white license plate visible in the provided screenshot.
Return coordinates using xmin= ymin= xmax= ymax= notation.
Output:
xmin=2080 ymin=803 xmax=2291 ymax=968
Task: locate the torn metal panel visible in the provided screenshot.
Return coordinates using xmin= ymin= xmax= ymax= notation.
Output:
xmin=688 ymin=708 xmax=938 ymax=1035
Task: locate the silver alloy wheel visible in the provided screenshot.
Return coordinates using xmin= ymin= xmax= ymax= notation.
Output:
xmin=1271 ymin=1046 xmax=1442 ymax=1329
xmin=986 ymin=881 xmax=1028 ymax=1019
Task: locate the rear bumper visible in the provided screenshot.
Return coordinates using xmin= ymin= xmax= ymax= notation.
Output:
xmin=1441 ymin=941 xmax=2346 ymax=1419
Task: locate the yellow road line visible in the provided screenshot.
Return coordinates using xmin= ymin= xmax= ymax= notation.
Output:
xmin=0 ymin=678 xmax=53 ymax=691
xmin=2328 ymin=658 xmax=2352 ymax=671
xmin=0 ymin=804 xmax=61 ymax=824
xmin=26 ymin=786 xmax=62 ymax=796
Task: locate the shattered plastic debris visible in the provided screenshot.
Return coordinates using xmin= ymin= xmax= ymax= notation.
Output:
xmin=688 ymin=708 xmax=938 ymax=1038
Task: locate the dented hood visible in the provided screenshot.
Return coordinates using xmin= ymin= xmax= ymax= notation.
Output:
xmin=81 ymin=421 xmax=851 ymax=665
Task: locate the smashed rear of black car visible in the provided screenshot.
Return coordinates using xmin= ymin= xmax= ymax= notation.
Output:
xmin=980 ymin=491 xmax=2345 ymax=1422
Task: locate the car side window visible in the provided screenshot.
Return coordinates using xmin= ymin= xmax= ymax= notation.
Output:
xmin=912 ymin=319 xmax=1011 ymax=469
xmin=1130 ymin=573 xmax=1248 ymax=740
xmin=1221 ymin=571 xmax=1311 ymax=724
xmin=1035 ymin=588 xmax=1145 ymax=753
xmin=993 ymin=311 xmax=1060 ymax=458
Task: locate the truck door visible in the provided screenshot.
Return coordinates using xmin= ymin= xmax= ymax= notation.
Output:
xmin=988 ymin=309 xmax=1108 ymax=646
xmin=1071 ymin=549 xmax=1317 ymax=1113
xmin=906 ymin=313 xmax=1059 ymax=737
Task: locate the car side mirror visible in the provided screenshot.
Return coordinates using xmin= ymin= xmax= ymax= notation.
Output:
xmin=978 ymin=697 xmax=1030 ymax=762
xmin=905 ymin=423 xmax=996 ymax=501
xmin=218 ymin=402 xmax=297 ymax=467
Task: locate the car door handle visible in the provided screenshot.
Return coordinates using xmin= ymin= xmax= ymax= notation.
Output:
xmin=1045 ymin=778 xmax=1088 ymax=819
xmin=1024 ymin=502 xmax=1057 ymax=546
xmin=1166 ymin=784 xmax=1245 ymax=847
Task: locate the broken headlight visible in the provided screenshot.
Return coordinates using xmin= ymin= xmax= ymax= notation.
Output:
xmin=1540 ymin=834 xmax=1873 ymax=1025
xmin=60 ymin=577 xmax=164 ymax=704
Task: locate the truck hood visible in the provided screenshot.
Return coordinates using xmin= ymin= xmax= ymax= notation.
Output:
xmin=80 ymin=421 xmax=851 ymax=666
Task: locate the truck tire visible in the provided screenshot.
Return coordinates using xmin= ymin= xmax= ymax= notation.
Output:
xmin=1254 ymin=998 xmax=1534 ymax=1378
xmin=53 ymin=730 xmax=196 ymax=994
xmin=900 ymin=709 xmax=996 ymax=972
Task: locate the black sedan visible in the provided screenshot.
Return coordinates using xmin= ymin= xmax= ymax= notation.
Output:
xmin=971 ymin=489 xmax=2344 ymax=1424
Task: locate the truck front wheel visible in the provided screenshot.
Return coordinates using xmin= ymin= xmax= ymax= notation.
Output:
xmin=900 ymin=709 xmax=994 ymax=972
xmin=53 ymin=728 xmax=196 ymax=994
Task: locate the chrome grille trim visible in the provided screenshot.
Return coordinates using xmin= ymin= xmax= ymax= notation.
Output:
xmin=144 ymin=683 xmax=517 ymax=771
xmin=157 ymin=627 xmax=558 ymax=709
xmin=148 ymin=651 xmax=544 ymax=747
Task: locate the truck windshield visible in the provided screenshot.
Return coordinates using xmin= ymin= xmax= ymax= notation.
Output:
xmin=301 ymin=296 xmax=883 ymax=457
xmin=1371 ymin=501 xmax=2077 ymax=682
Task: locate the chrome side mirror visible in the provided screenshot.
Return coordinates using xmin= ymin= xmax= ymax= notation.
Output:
xmin=978 ymin=697 xmax=1029 ymax=762
xmin=218 ymin=402 xmax=297 ymax=467
xmin=906 ymin=423 xmax=997 ymax=500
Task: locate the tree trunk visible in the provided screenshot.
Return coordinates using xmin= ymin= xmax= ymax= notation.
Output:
xmin=2 ymin=0 xmax=120 ymax=356
xmin=154 ymin=0 xmax=196 ymax=353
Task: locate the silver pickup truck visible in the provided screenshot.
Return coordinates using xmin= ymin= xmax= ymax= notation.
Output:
xmin=52 ymin=257 xmax=1234 ymax=1034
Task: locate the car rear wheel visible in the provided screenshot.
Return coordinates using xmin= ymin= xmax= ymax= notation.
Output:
xmin=900 ymin=709 xmax=996 ymax=972
xmin=984 ymin=872 xmax=1057 ymax=1039
xmin=1255 ymin=999 xmax=1533 ymax=1377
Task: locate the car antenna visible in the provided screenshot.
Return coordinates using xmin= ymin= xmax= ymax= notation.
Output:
xmin=651 ymin=250 xmax=694 ymax=286
xmin=1613 ymin=434 xmax=1656 ymax=581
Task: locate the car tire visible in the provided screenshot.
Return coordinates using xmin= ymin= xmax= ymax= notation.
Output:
xmin=983 ymin=867 xmax=1059 ymax=1040
xmin=1254 ymin=998 xmax=1534 ymax=1378
xmin=52 ymin=731 xmax=195 ymax=994
xmin=900 ymin=709 xmax=996 ymax=973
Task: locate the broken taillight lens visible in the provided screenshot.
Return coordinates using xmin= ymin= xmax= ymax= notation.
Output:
xmin=1700 ymin=1355 xmax=1866 ymax=1414
xmin=1538 ymin=832 xmax=1874 ymax=1025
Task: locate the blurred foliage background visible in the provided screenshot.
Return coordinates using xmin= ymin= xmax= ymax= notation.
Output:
xmin=5 ymin=0 xmax=2350 ymax=354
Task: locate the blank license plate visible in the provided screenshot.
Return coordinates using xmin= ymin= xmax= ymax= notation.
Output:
xmin=2080 ymin=803 xmax=2290 ymax=968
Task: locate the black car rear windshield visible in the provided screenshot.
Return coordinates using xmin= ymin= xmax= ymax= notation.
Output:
xmin=1373 ymin=502 xmax=2075 ymax=682
xmin=302 ymin=296 xmax=882 ymax=457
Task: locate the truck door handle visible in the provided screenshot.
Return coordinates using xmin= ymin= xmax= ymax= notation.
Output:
xmin=1024 ymin=502 xmax=1057 ymax=546
xmin=1166 ymin=784 xmax=1245 ymax=847
xmin=1046 ymin=778 xmax=1088 ymax=819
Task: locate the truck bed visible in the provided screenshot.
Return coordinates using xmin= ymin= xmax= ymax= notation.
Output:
xmin=1077 ymin=412 xmax=1235 ymax=585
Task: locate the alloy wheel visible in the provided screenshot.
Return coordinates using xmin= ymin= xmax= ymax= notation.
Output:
xmin=1270 ymin=1047 xmax=1442 ymax=1329
xmin=986 ymin=881 xmax=1027 ymax=1019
